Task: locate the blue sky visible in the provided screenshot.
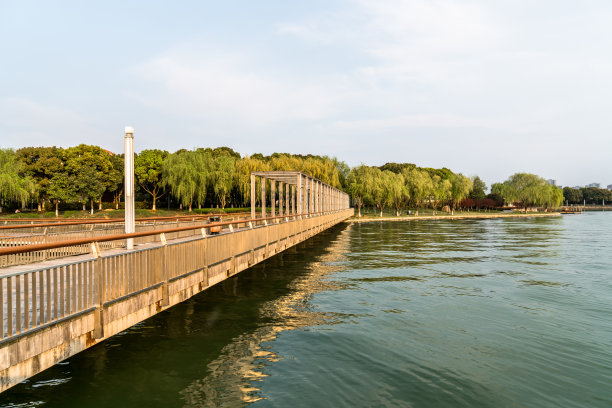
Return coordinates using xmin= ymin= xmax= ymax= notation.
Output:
xmin=1 ymin=0 xmax=611 ymax=187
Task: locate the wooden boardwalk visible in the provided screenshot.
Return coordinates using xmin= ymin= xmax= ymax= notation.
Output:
xmin=0 ymin=171 xmax=352 ymax=393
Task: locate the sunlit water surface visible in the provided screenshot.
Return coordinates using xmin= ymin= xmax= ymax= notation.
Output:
xmin=2 ymin=213 xmax=612 ymax=407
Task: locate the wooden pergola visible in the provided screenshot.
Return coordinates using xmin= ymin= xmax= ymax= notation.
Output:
xmin=250 ymin=171 xmax=349 ymax=220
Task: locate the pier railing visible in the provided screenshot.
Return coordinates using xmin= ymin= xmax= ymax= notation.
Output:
xmin=0 ymin=214 xmax=251 ymax=267
xmin=0 ymin=210 xmax=349 ymax=341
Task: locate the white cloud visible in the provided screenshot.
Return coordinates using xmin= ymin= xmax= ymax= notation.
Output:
xmin=126 ymin=49 xmax=352 ymax=129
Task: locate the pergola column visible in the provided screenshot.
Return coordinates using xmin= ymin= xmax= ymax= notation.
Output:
xmin=286 ymin=182 xmax=290 ymax=216
xmin=251 ymin=173 xmax=256 ymax=220
xmin=279 ymin=182 xmax=284 ymax=216
xmin=298 ymin=175 xmax=303 ymax=216
xmin=319 ymin=182 xmax=324 ymax=212
xmin=310 ymin=178 xmax=314 ymax=215
xmin=261 ymin=177 xmax=266 ymax=219
xmin=271 ymin=180 xmax=276 ymax=218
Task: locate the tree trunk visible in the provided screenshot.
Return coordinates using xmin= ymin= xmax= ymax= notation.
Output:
xmin=98 ymin=197 xmax=102 ymax=210
xmin=188 ymin=203 xmax=192 ymax=212
xmin=82 ymin=203 xmax=86 ymax=211
xmin=152 ymin=195 xmax=156 ymax=211
xmin=55 ymin=200 xmax=59 ymax=217
xmin=90 ymin=199 xmax=94 ymax=215
xmin=37 ymin=202 xmax=42 ymax=212
xmin=358 ymin=204 xmax=362 ymax=218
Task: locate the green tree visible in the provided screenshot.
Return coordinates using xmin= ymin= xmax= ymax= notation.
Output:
xmin=16 ymin=146 xmax=64 ymax=211
xmin=562 ymin=187 xmax=582 ymax=205
xmin=108 ymin=154 xmax=124 ymax=210
xmin=135 ymin=149 xmax=168 ymax=211
xmin=65 ymin=145 xmax=114 ymax=214
xmin=469 ymin=176 xmax=487 ymax=200
xmin=47 ymin=173 xmax=77 ymax=216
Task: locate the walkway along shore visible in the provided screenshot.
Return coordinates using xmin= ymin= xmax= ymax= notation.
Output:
xmin=347 ymin=212 xmax=561 ymax=223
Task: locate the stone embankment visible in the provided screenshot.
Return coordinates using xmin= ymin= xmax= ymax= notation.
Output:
xmin=348 ymin=212 xmax=561 ymax=223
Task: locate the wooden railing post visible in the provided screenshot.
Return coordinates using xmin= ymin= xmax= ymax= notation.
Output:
xmin=160 ymin=233 xmax=169 ymax=306
xmin=92 ymin=242 xmax=104 ymax=339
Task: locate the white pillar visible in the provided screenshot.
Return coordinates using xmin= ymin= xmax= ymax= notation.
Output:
xmin=124 ymin=126 xmax=135 ymax=250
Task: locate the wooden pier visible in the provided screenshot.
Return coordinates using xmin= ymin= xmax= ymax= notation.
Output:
xmin=0 ymin=172 xmax=352 ymax=393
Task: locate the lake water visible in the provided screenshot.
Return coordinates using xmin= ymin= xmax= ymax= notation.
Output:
xmin=2 ymin=213 xmax=611 ymax=407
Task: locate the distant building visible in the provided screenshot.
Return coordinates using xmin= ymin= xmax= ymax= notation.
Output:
xmin=572 ymin=186 xmax=582 ymax=190
xmin=546 ymin=179 xmax=557 ymax=186
xmin=607 ymin=184 xmax=612 ymax=191
xmin=587 ymin=183 xmax=601 ymax=188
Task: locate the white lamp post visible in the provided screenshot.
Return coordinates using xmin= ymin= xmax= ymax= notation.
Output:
xmin=124 ymin=126 xmax=135 ymax=249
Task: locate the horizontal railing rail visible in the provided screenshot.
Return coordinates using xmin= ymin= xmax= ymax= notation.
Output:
xmin=0 ymin=211 xmax=252 ymax=230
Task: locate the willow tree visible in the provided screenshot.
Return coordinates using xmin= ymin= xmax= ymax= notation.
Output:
xmin=371 ymin=169 xmax=395 ymax=217
xmin=449 ymin=174 xmax=473 ymax=210
xmin=389 ymin=172 xmax=408 ymax=216
xmin=500 ymin=173 xmax=554 ymax=212
xmin=162 ymin=150 xmax=210 ymax=212
xmin=403 ymin=168 xmax=433 ymax=209
xmin=211 ymin=154 xmax=236 ymax=209
xmin=346 ymin=165 xmax=372 ymax=217
xmin=432 ymin=176 xmax=452 ymax=210
xmin=0 ymin=148 xmax=33 ymax=212
xmin=543 ymin=185 xmax=564 ymax=210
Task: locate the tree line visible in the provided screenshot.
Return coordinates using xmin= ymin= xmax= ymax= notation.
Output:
xmin=0 ymin=145 xmax=564 ymax=216
xmin=562 ymin=186 xmax=612 ymax=205
xmin=0 ymin=145 xmax=347 ymax=215
xmin=346 ymin=165 xmax=564 ymax=217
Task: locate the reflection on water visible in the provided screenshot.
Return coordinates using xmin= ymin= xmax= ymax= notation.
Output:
xmin=180 ymin=231 xmax=351 ymax=407
xmin=2 ymin=214 xmax=612 ymax=407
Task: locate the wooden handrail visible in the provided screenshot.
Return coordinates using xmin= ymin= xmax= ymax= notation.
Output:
xmin=0 ymin=211 xmax=341 ymax=257
xmin=0 ymin=212 xmax=251 ymax=230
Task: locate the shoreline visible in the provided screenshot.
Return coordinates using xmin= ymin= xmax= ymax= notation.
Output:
xmin=347 ymin=212 xmax=562 ymax=223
